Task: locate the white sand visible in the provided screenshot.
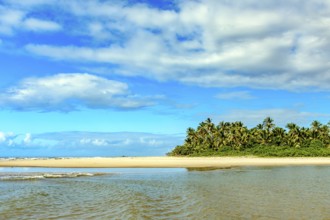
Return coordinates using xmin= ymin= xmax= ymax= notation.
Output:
xmin=1 ymin=157 xmax=330 ymax=168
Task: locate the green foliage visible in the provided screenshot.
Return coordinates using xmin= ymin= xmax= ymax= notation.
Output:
xmin=168 ymin=118 xmax=330 ymax=157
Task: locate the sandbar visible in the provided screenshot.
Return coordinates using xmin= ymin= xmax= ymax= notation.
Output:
xmin=1 ymin=157 xmax=330 ymax=168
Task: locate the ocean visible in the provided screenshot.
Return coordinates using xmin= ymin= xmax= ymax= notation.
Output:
xmin=1 ymin=166 xmax=330 ymax=219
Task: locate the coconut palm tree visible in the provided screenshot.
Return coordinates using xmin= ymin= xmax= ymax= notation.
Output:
xmin=250 ymin=124 xmax=264 ymax=145
xmin=263 ymin=117 xmax=275 ymax=132
xmin=231 ymin=121 xmax=249 ymax=150
xmin=311 ymin=120 xmax=322 ymax=139
xmin=184 ymin=127 xmax=198 ymax=153
xmin=286 ymin=123 xmax=301 ymax=147
xmin=168 ymin=117 xmax=330 ymax=156
xmin=262 ymin=117 xmax=275 ymax=144
xmin=272 ymin=127 xmax=286 ymax=146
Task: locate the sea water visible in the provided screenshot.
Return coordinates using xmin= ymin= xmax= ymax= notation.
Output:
xmin=1 ymin=166 xmax=330 ymax=220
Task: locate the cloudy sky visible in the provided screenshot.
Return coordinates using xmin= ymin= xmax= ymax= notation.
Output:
xmin=1 ymin=0 xmax=330 ymax=157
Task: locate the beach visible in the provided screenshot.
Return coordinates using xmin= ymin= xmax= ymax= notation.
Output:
xmin=1 ymin=156 xmax=330 ymax=168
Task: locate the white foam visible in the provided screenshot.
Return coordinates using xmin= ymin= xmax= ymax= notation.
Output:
xmin=0 ymin=172 xmax=105 ymax=181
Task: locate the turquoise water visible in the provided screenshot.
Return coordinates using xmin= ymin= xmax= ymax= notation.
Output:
xmin=1 ymin=166 xmax=330 ymax=219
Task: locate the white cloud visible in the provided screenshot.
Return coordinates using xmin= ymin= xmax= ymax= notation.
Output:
xmin=1 ymin=131 xmax=184 ymax=156
xmin=0 ymin=131 xmax=56 ymax=156
xmin=19 ymin=0 xmax=330 ymax=91
xmin=23 ymin=18 xmax=61 ymax=32
xmin=0 ymin=73 xmax=155 ymax=111
xmin=1 ymin=0 xmax=330 ymax=90
xmin=87 ymin=22 xmax=110 ymax=40
xmin=23 ymin=133 xmax=32 ymax=144
xmin=0 ymin=3 xmax=61 ymax=35
xmin=0 ymin=132 xmax=7 ymax=142
xmin=215 ymin=91 xmax=255 ymax=100
xmin=0 ymin=131 xmax=16 ymax=145
xmin=80 ymin=138 xmax=108 ymax=147
xmin=0 ymin=7 xmax=24 ymax=35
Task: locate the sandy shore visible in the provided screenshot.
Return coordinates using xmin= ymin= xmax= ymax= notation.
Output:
xmin=1 ymin=157 xmax=330 ymax=168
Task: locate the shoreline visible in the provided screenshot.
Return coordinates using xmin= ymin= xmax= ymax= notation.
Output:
xmin=1 ymin=157 xmax=330 ymax=168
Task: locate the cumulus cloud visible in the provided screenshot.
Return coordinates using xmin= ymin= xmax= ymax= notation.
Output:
xmin=0 ymin=131 xmax=20 ymax=146
xmin=16 ymin=0 xmax=330 ymax=91
xmin=0 ymin=7 xmax=24 ymax=35
xmin=0 ymin=132 xmax=9 ymax=143
xmin=0 ymin=2 xmax=61 ymax=35
xmin=23 ymin=18 xmax=61 ymax=32
xmin=0 ymin=131 xmax=184 ymax=157
xmin=0 ymin=73 xmax=155 ymax=111
xmin=46 ymin=131 xmax=183 ymax=156
xmin=215 ymin=91 xmax=255 ymax=100
xmin=23 ymin=133 xmax=32 ymax=144
xmin=1 ymin=0 xmax=330 ymax=90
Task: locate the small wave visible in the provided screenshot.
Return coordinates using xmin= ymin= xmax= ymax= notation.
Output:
xmin=0 ymin=172 xmax=106 ymax=181
xmin=0 ymin=157 xmax=70 ymax=161
xmin=42 ymin=172 xmax=97 ymax=178
xmin=0 ymin=157 xmax=19 ymax=161
xmin=0 ymin=175 xmax=45 ymax=181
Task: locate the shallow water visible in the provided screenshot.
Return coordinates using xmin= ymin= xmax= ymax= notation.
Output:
xmin=1 ymin=166 xmax=330 ymax=220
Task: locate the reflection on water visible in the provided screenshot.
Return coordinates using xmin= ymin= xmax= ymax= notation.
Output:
xmin=1 ymin=166 xmax=330 ymax=219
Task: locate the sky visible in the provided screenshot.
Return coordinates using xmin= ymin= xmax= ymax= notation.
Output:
xmin=1 ymin=0 xmax=330 ymax=157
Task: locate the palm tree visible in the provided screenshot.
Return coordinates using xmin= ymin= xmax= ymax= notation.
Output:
xmin=272 ymin=127 xmax=286 ymax=146
xmin=231 ymin=121 xmax=249 ymax=150
xmin=311 ymin=120 xmax=322 ymax=139
xmin=184 ymin=127 xmax=198 ymax=153
xmin=169 ymin=117 xmax=330 ymax=156
xmin=286 ymin=123 xmax=301 ymax=147
xmin=299 ymin=127 xmax=311 ymax=147
xmin=263 ymin=117 xmax=275 ymax=132
xmin=214 ymin=122 xmax=227 ymax=150
xmin=250 ymin=124 xmax=264 ymax=145
xmin=195 ymin=118 xmax=216 ymax=152
xmin=262 ymin=117 xmax=275 ymax=144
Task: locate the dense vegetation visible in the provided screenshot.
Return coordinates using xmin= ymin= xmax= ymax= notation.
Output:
xmin=168 ymin=117 xmax=330 ymax=157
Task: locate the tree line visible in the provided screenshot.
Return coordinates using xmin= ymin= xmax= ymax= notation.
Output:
xmin=168 ymin=117 xmax=330 ymax=157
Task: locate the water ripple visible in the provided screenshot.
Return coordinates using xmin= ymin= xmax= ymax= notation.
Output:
xmin=1 ymin=167 xmax=330 ymax=219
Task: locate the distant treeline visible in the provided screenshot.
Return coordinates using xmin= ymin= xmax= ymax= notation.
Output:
xmin=168 ymin=117 xmax=330 ymax=157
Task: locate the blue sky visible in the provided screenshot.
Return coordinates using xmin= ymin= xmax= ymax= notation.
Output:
xmin=1 ymin=0 xmax=330 ymax=157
